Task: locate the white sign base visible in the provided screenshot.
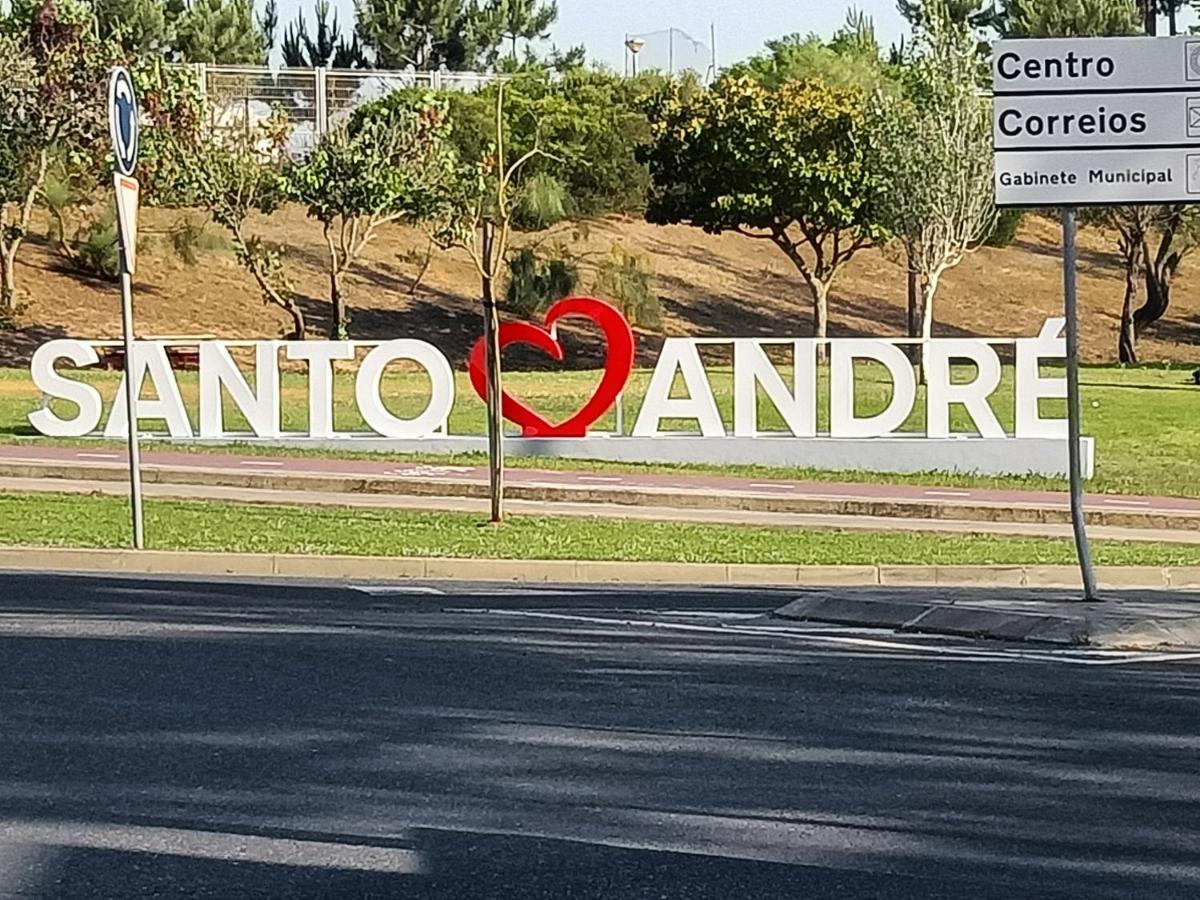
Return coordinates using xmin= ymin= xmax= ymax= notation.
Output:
xmin=137 ymin=434 xmax=1096 ymax=480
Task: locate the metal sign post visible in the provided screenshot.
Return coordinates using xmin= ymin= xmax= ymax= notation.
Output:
xmin=1060 ymin=208 xmax=1099 ymax=600
xmin=109 ymin=67 xmax=144 ymax=550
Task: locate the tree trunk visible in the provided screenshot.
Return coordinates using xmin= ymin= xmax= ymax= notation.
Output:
xmin=1143 ymin=0 xmax=1157 ymax=35
xmin=329 ymin=267 xmax=346 ymax=339
xmin=812 ymin=279 xmax=829 ymax=362
xmin=916 ymin=274 xmax=940 ymax=385
xmin=284 ymin=301 xmax=306 ymax=341
xmin=905 ymin=261 xmax=922 ymax=366
xmin=481 ymin=220 xmax=504 ymax=523
xmin=0 ymin=242 xmax=17 ymax=321
xmin=1118 ymin=272 xmax=1138 ymax=364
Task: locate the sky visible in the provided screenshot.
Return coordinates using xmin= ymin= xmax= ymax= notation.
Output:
xmin=280 ymin=0 xmax=910 ymax=72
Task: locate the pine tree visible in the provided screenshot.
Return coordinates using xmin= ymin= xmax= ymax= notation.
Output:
xmin=498 ymin=0 xmax=556 ymax=59
xmin=996 ymin=0 xmax=1140 ymax=37
xmin=354 ymin=0 xmax=503 ymax=70
xmin=897 ymin=0 xmax=1000 ymax=31
xmin=282 ymin=0 xmax=364 ymax=67
xmin=175 ymin=0 xmax=267 ymax=63
xmin=93 ymin=0 xmax=175 ymax=56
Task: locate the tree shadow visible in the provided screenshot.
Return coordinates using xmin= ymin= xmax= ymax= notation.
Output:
xmin=0 ymin=323 xmax=70 ymax=368
xmin=1 ymin=574 xmax=1199 ymax=898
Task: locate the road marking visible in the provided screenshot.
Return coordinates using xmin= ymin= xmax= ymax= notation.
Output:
xmin=483 ymin=610 xmax=1200 ymax=667
xmin=239 ymin=460 xmax=285 ymax=468
xmin=352 ymin=585 xmax=446 ymax=595
xmin=924 ymin=490 xmax=972 ymax=498
xmin=1101 ymin=498 xmax=1152 ymax=507
xmin=750 ymin=483 xmax=795 ymax=490
xmin=578 ymin=475 xmax=624 ymax=483
xmin=76 ymin=452 xmax=121 ymax=460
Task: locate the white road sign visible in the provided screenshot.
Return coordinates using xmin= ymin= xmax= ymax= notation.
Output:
xmin=994 ymin=36 xmax=1200 ymax=206
xmin=994 ymin=36 xmax=1200 ymax=93
xmin=113 ymin=174 xmax=139 ymax=275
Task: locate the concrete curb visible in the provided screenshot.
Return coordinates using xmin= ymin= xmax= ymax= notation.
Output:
xmin=773 ymin=594 xmax=1200 ymax=650
xmin=2 ymin=546 xmax=1200 ymax=589
xmin=2 ymin=459 xmax=1198 ymax=532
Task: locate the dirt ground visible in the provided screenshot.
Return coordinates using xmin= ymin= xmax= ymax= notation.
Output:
xmin=3 ymin=204 xmax=1198 ymax=367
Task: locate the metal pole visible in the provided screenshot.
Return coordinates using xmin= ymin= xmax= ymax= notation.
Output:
xmin=1061 ymin=207 xmax=1097 ymax=600
xmin=118 ymin=269 xmax=144 ymax=550
xmin=624 ymin=34 xmax=628 ymax=77
xmin=669 ymin=28 xmax=674 ymax=76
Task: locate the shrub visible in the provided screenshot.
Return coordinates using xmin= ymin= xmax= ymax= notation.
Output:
xmin=595 ymin=245 xmax=659 ymax=329
xmin=984 ymin=208 xmax=1023 ymax=248
xmin=169 ymin=215 xmax=230 ymax=265
xmin=506 ymin=247 xmax=579 ymax=319
xmin=72 ymin=209 xmax=120 ymax=281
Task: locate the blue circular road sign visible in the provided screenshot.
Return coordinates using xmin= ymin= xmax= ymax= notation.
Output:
xmin=108 ymin=67 xmax=139 ymax=177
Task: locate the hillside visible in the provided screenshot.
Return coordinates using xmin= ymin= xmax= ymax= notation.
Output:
xmin=3 ymin=205 xmax=1198 ymax=367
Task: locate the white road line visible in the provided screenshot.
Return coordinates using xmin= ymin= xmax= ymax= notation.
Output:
xmin=239 ymin=460 xmax=285 ymax=468
xmin=351 ymin=585 xmax=446 ymax=595
xmin=1101 ymin=498 xmax=1152 ymax=507
xmin=483 ymin=610 xmax=1200 ymax=667
xmin=749 ymin=483 xmax=795 ymax=490
xmin=578 ymin=476 xmax=624 ymax=483
xmin=75 ymin=452 xmax=121 ymax=460
xmin=924 ymin=490 xmax=972 ymax=498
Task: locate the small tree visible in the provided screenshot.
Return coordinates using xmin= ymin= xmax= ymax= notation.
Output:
xmin=430 ymin=83 xmax=558 ymax=522
xmin=497 ymin=0 xmax=557 ymax=59
xmin=174 ymin=0 xmax=269 ymax=63
xmin=872 ymin=7 xmax=995 ymax=357
xmin=640 ymin=75 xmax=885 ymax=345
xmin=290 ymin=92 xmax=459 ymax=339
xmin=161 ymin=116 xmax=306 ymax=338
xmin=0 ymin=0 xmax=115 ymax=323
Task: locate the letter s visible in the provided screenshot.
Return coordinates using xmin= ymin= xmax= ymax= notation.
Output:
xmin=28 ymin=340 xmax=104 ymax=437
xmin=1130 ymin=112 xmax=1147 ymax=133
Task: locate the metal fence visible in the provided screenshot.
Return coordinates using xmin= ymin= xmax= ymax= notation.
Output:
xmin=194 ymin=64 xmax=503 ymax=158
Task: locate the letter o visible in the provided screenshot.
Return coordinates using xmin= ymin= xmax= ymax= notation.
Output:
xmin=354 ymin=340 xmax=455 ymax=439
xmin=1097 ymin=57 xmax=1114 ymax=77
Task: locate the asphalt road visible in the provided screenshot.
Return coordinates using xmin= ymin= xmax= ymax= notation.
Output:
xmin=1 ymin=573 xmax=1199 ymax=899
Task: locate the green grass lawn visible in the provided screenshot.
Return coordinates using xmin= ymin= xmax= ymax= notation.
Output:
xmin=1 ymin=361 xmax=1198 ymax=497
xmin=2 ymin=492 xmax=1198 ymax=566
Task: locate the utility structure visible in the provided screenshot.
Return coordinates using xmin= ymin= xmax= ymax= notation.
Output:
xmin=623 ymin=25 xmax=716 ymax=81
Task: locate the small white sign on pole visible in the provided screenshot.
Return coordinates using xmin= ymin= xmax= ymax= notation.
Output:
xmin=994 ymin=36 xmax=1200 ymax=206
xmin=113 ymin=174 xmax=139 ymax=275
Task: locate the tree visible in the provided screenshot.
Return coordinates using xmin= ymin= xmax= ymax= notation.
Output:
xmin=898 ymin=0 xmax=999 ymax=29
xmin=428 ymin=83 xmax=558 ymax=522
xmin=92 ymin=0 xmax=175 ymax=56
xmin=725 ymin=11 xmax=896 ymax=92
xmin=354 ymin=0 xmax=501 ymax=70
xmin=160 ymin=114 xmax=307 ymax=338
xmin=873 ymin=5 xmax=995 ymax=361
xmin=497 ymin=0 xmax=556 ymax=59
xmin=175 ymin=0 xmax=269 ymax=63
xmin=996 ymin=0 xmax=1139 ymax=36
xmin=0 ymin=0 xmax=116 ymax=323
xmin=639 ymin=75 xmax=885 ymax=345
xmin=281 ymin=0 xmax=365 ymax=67
xmin=290 ymin=92 xmax=458 ymax=338
xmin=439 ymin=67 xmax=655 ymax=220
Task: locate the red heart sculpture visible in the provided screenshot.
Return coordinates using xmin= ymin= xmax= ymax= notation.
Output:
xmin=467 ymin=296 xmax=635 ymax=438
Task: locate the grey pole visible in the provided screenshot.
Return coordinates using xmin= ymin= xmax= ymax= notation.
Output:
xmin=118 ymin=268 xmax=144 ymax=550
xmin=1061 ymin=207 xmax=1097 ymax=600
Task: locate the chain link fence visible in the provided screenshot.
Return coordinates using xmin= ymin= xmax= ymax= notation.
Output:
xmin=195 ymin=65 xmax=503 ymax=159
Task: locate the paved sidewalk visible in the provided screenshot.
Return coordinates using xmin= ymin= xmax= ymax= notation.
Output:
xmin=1 ymin=443 xmax=1197 ymax=531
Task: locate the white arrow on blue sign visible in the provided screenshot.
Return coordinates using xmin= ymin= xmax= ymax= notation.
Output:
xmin=107 ymin=67 xmax=139 ymax=177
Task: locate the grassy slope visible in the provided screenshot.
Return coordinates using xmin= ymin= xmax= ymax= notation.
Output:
xmin=2 ymin=362 xmax=1198 ymax=498
xmin=4 ymin=492 xmax=1199 ymax=565
xmin=2 ymin=207 xmax=1199 ymax=368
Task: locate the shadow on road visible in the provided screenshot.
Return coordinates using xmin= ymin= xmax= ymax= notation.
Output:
xmin=0 ymin=573 xmax=1198 ymax=898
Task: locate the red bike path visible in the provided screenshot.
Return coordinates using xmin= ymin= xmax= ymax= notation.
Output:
xmin=1 ymin=443 xmax=1196 ymax=515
